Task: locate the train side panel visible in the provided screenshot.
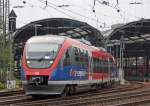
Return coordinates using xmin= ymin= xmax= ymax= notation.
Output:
xmin=21 ymin=35 xmax=119 ymax=96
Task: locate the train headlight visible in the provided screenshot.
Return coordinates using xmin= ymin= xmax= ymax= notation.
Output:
xmin=27 ymin=61 xmax=30 ymax=63
xmin=50 ymin=60 xmax=53 ymax=64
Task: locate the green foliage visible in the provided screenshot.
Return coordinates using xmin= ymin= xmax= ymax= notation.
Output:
xmin=0 ymin=45 xmax=11 ymax=70
xmin=0 ymin=82 xmax=5 ymax=90
xmin=15 ymin=79 xmax=22 ymax=88
xmin=0 ymin=44 xmax=15 ymax=83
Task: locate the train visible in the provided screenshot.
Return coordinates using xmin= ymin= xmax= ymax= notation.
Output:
xmin=21 ymin=35 xmax=119 ymax=97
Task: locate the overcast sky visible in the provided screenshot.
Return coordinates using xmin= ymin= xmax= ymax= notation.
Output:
xmin=10 ymin=0 xmax=149 ymax=30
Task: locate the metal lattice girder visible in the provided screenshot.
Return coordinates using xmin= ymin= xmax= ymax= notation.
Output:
xmin=108 ymin=19 xmax=150 ymax=57
xmin=13 ymin=18 xmax=104 ymax=60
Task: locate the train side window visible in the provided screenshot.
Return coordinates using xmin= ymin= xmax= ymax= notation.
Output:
xmin=85 ymin=50 xmax=88 ymax=62
xmin=78 ymin=48 xmax=82 ymax=67
xmin=102 ymin=59 xmax=107 ymax=73
xmin=63 ymin=49 xmax=70 ymax=66
xmin=72 ymin=47 xmax=80 ymax=67
xmin=106 ymin=59 xmax=109 ymax=73
xmin=109 ymin=60 xmax=112 ymax=71
xmin=101 ymin=60 xmax=104 ymax=73
xmin=93 ymin=58 xmax=99 ymax=73
xmin=63 ymin=47 xmax=75 ymax=66
xmin=66 ymin=50 xmax=70 ymax=58
xmin=74 ymin=47 xmax=78 ymax=56
xmin=99 ymin=58 xmax=102 ymax=72
xmin=74 ymin=47 xmax=79 ymax=61
xmin=95 ymin=58 xmax=99 ymax=73
xmin=79 ymin=48 xmax=84 ymax=67
xmin=93 ymin=58 xmax=96 ymax=72
xmin=98 ymin=58 xmax=100 ymax=72
xmin=58 ymin=52 xmax=65 ymax=68
xmin=95 ymin=58 xmax=96 ymax=72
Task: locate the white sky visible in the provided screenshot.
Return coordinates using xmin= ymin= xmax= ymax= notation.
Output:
xmin=10 ymin=0 xmax=149 ymax=31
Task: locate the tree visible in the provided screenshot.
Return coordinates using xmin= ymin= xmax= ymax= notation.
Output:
xmin=0 ymin=17 xmax=15 ymax=83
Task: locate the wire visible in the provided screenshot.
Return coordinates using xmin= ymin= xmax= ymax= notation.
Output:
xmin=38 ymin=0 xmax=109 ymax=26
xmin=38 ymin=0 xmax=76 ymax=19
xmin=15 ymin=0 xmax=112 ymax=29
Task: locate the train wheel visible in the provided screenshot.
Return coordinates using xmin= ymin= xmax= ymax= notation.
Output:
xmin=61 ymin=86 xmax=69 ymax=97
xmin=101 ymin=83 xmax=107 ymax=88
xmin=95 ymin=84 xmax=100 ymax=91
xmin=73 ymin=86 xmax=76 ymax=94
xmin=105 ymin=82 xmax=110 ymax=88
xmin=110 ymin=81 xmax=114 ymax=88
xmin=69 ymin=85 xmax=76 ymax=95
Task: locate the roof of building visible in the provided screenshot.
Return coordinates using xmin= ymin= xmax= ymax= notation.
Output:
xmin=13 ymin=18 xmax=103 ymax=59
xmin=108 ymin=19 xmax=150 ymax=57
xmin=9 ymin=9 xmax=17 ymax=18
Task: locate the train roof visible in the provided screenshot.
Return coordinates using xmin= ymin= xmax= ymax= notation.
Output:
xmin=26 ymin=35 xmax=66 ymax=44
xmin=26 ymin=35 xmax=106 ymax=52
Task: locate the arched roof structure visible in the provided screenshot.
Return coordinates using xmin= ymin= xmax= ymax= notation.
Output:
xmin=13 ymin=18 xmax=104 ymax=60
xmin=108 ymin=19 xmax=150 ymax=57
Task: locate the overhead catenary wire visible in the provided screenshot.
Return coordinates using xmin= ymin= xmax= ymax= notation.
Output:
xmin=17 ymin=0 xmax=117 ymax=29
xmin=14 ymin=0 xmax=147 ymax=30
xmin=38 ymin=0 xmax=110 ymax=26
xmin=38 ymin=0 xmax=79 ymax=18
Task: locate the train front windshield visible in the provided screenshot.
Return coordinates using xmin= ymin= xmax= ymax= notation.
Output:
xmin=26 ymin=43 xmax=61 ymax=69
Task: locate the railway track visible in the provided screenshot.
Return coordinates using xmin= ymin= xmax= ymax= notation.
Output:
xmin=0 ymin=89 xmax=24 ymax=97
xmin=6 ymin=82 xmax=144 ymax=106
xmin=0 ymin=84 xmax=127 ymax=105
xmin=61 ymin=87 xmax=150 ymax=106
xmin=114 ymin=99 xmax=150 ymax=106
xmin=1 ymin=86 xmax=126 ymax=105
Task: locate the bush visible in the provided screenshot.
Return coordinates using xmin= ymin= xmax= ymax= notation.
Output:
xmin=15 ymin=79 xmax=22 ymax=88
xmin=0 ymin=82 xmax=5 ymax=90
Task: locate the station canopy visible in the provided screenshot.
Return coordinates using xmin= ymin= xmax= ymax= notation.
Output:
xmin=13 ymin=18 xmax=104 ymax=60
xmin=108 ymin=19 xmax=150 ymax=57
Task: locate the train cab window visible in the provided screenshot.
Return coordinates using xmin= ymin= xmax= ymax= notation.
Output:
xmin=26 ymin=43 xmax=61 ymax=69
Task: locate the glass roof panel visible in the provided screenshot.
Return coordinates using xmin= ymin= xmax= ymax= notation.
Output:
xmin=145 ymin=37 xmax=150 ymax=40
xmin=72 ymin=33 xmax=81 ymax=37
xmin=135 ymin=39 xmax=145 ymax=42
xmin=74 ymin=28 xmax=82 ymax=32
xmin=67 ymin=30 xmax=74 ymax=34
xmin=130 ymin=36 xmax=139 ymax=39
xmin=80 ymin=31 xmax=87 ymax=35
xmin=142 ymin=34 xmax=150 ymax=37
xmin=59 ymin=33 xmax=66 ymax=36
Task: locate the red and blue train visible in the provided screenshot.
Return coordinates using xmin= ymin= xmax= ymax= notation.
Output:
xmin=21 ymin=35 xmax=119 ymax=97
